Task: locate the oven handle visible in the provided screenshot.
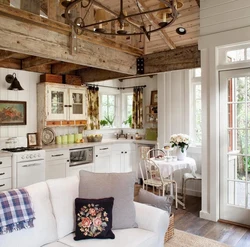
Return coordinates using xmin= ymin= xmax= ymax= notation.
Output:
xmin=52 ymin=154 xmax=64 ymax=157
xmin=22 ymin=163 xmax=43 ymax=168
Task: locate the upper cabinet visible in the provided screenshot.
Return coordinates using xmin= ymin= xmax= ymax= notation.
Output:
xmin=47 ymin=86 xmax=86 ymax=121
xmin=37 ymin=82 xmax=87 ymax=132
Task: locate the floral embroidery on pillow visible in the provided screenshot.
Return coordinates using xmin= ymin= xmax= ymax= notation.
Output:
xmin=77 ymin=203 xmax=109 ymax=237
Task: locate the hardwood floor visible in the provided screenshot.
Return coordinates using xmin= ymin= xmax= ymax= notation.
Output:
xmin=134 ymin=184 xmax=250 ymax=246
xmin=172 ymin=195 xmax=250 ymax=247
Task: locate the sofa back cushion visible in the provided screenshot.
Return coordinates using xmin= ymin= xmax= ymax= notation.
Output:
xmin=46 ymin=176 xmax=79 ymax=239
xmin=0 ymin=182 xmax=58 ymax=247
xmin=79 ymin=171 xmax=138 ymax=229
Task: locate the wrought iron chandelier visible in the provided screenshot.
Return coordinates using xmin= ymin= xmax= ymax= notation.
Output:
xmin=62 ymin=0 xmax=183 ymax=40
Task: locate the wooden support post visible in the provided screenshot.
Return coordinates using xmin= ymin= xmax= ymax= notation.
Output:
xmin=48 ymin=0 xmax=57 ymax=21
xmin=70 ymin=26 xmax=78 ymax=55
xmin=20 ymin=0 xmax=40 ymax=15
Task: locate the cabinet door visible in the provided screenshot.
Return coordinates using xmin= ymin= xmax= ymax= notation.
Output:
xmin=46 ymin=160 xmax=67 ymax=179
xmin=111 ymin=151 xmax=122 ymax=172
xmin=69 ymin=88 xmax=86 ymax=120
xmin=47 ymin=86 xmax=68 ymax=120
xmin=122 ymin=150 xmax=135 ymax=172
xmin=94 ymin=154 xmax=111 ymax=173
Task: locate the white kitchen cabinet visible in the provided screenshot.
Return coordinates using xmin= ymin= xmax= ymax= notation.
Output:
xmin=37 ymin=83 xmax=87 ymax=144
xmin=111 ymin=143 xmax=136 ymax=173
xmin=45 ymin=149 xmax=69 ymax=179
xmin=0 ymin=156 xmax=12 ymax=191
xmin=94 ymin=145 xmax=112 ymax=173
xmin=66 ymin=163 xmax=93 ymax=177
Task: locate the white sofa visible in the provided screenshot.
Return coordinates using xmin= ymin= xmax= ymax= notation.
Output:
xmin=0 ymin=176 xmax=169 ymax=247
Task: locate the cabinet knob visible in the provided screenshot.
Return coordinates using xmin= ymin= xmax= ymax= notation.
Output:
xmin=121 ymin=151 xmax=123 ymax=153
xmin=125 ymin=151 xmax=127 ymax=154
xmin=0 ymin=161 xmax=2 ymax=164
xmin=96 ymin=155 xmax=98 ymax=157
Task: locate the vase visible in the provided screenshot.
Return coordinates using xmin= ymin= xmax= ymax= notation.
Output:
xmin=176 ymin=147 xmax=187 ymax=161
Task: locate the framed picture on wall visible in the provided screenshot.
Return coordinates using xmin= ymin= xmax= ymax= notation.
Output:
xmin=27 ymin=133 xmax=38 ymax=147
xmin=0 ymin=100 xmax=26 ymax=125
xmin=150 ymin=90 xmax=158 ymax=105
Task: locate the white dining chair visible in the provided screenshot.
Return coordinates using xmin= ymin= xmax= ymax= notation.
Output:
xmin=182 ymin=172 xmax=202 ymax=209
xmin=146 ymin=148 xmax=166 ymax=159
xmin=139 ymin=159 xmax=178 ymax=209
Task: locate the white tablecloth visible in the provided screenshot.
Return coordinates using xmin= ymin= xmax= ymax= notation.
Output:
xmin=152 ymin=157 xmax=197 ymax=178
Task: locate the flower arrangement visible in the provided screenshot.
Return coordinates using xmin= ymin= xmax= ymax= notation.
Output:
xmin=170 ymin=133 xmax=190 ymax=153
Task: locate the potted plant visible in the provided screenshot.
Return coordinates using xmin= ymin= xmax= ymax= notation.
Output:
xmin=123 ymin=114 xmax=132 ymax=128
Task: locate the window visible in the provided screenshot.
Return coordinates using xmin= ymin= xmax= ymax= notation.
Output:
xmin=100 ymin=94 xmax=116 ymax=127
xmin=226 ymin=49 xmax=245 ymax=62
xmin=190 ymin=69 xmax=202 ymax=145
xmin=122 ymin=93 xmax=133 ymax=128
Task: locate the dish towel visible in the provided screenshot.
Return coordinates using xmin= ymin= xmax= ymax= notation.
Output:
xmin=0 ymin=188 xmax=35 ymax=235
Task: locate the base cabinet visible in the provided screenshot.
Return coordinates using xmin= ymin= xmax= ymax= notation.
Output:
xmin=94 ymin=145 xmax=111 ymax=173
xmin=66 ymin=163 xmax=93 ymax=177
xmin=111 ymin=143 xmax=135 ymax=173
xmin=0 ymin=156 xmax=12 ymax=191
xmin=45 ymin=149 xmax=69 ymax=179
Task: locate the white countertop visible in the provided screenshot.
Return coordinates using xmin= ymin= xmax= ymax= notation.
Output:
xmin=41 ymin=138 xmax=157 ymax=151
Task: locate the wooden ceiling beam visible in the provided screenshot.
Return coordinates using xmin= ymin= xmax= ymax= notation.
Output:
xmin=22 ymin=57 xmax=57 ymax=69
xmin=25 ymin=64 xmax=51 ymax=73
xmin=0 ymin=11 xmax=137 ymax=75
xmin=143 ymin=45 xmax=200 ymax=74
xmin=52 ymin=62 xmax=87 ymax=74
xmin=0 ymin=50 xmax=16 ymax=61
xmin=0 ymin=4 xmax=143 ymax=56
xmin=0 ymin=58 xmax=21 ymax=69
xmin=137 ymin=0 xmax=176 ymax=50
xmin=195 ymin=0 xmax=200 ymax=8
xmin=79 ymin=68 xmax=129 ymax=83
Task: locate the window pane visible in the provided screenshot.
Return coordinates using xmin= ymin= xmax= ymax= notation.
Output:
xmin=227 ymin=49 xmax=244 ymax=62
xmin=194 ymin=68 xmax=201 ymax=77
xmin=247 ymin=48 xmax=250 ymax=60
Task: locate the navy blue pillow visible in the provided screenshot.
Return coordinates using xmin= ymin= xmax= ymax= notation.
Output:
xmin=74 ymin=197 xmax=115 ymax=240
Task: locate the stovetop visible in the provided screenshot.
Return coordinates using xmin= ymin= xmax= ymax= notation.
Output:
xmin=2 ymin=147 xmax=42 ymax=152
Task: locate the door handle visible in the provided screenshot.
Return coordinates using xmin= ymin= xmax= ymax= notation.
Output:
xmin=0 ymin=184 xmax=5 ymax=187
xmin=23 ymin=163 xmax=41 ymax=168
xmin=0 ymin=172 xmax=5 ymax=176
xmin=52 ymin=154 xmax=63 ymax=157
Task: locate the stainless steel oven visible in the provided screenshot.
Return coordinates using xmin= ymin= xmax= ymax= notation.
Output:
xmin=69 ymin=147 xmax=93 ymax=167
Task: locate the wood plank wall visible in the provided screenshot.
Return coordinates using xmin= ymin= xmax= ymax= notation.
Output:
xmin=200 ymin=0 xmax=250 ymax=36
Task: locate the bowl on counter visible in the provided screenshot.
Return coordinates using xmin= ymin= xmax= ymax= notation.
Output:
xmin=86 ymin=134 xmax=103 ymax=142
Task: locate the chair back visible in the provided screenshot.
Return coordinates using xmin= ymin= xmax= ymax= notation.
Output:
xmin=146 ymin=148 xmax=166 ymax=159
xmin=139 ymin=159 xmax=164 ymax=184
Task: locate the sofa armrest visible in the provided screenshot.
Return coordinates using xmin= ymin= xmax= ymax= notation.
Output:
xmin=134 ymin=201 xmax=169 ymax=245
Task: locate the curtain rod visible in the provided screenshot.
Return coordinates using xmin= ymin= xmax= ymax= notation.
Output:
xmin=86 ymin=84 xmax=146 ymax=90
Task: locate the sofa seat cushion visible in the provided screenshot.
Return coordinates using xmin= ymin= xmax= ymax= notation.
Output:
xmin=0 ymin=182 xmax=58 ymax=247
xmin=58 ymin=228 xmax=158 ymax=247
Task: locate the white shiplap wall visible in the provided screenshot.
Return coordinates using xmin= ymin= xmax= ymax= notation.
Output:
xmin=158 ymin=70 xmax=202 ymax=197
xmin=200 ymin=0 xmax=250 ymax=36
xmin=0 ymin=68 xmax=40 ymax=138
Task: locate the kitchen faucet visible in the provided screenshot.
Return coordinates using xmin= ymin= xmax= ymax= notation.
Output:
xmin=116 ymin=129 xmax=128 ymax=139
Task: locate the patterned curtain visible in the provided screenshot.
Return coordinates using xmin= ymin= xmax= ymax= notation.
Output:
xmin=132 ymin=87 xmax=143 ymax=129
xmin=87 ymin=86 xmax=100 ymax=130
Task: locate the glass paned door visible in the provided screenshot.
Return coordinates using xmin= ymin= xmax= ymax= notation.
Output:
xmin=220 ymin=69 xmax=250 ymax=225
xmin=69 ymin=89 xmax=86 ymax=120
xmin=47 ymin=87 xmax=67 ymax=120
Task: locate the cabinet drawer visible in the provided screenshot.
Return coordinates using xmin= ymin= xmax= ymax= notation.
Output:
xmin=0 ymin=167 xmax=11 ymax=180
xmin=0 ymin=156 xmax=12 ymax=168
xmin=46 ymin=121 xmax=61 ymax=126
xmin=95 ymin=145 xmax=112 ymax=155
xmin=75 ymin=120 xmax=87 ymax=125
xmin=0 ymin=178 xmax=12 ymax=192
xmin=46 ymin=150 xmax=69 ymax=161
xmin=62 ymin=120 xmax=74 ymax=126
xmin=112 ymin=143 xmax=135 ymax=151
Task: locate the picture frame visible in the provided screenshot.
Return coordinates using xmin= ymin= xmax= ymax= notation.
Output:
xmin=27 ymin=133 xmax=38 ymax=147
xmin=0 ymin=100 xmax=26 ymax=125
xmin=150 ymin=90 xmax=158 ymax=105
